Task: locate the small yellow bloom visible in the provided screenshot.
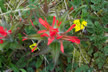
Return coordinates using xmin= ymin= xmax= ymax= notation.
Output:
xmin=29 ymin=43 xmax=38 ymax=51
xmin=73 ymin=19 xmax=87 ymax=32
xmin=82 ymin=21 xmax=87 ymax=26
xmin=73 ymin=19 xmax=80 ymax=24
xmin=75 ymin=25 xmax=84 ymax=32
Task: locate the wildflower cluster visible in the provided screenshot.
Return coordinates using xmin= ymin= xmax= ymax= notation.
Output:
xmin=73 ymin=19 xmax=87 ymax=32
xmin=31 ymin=16 xmax=80 ymax=53
xmin=0 ymin=26 xmax=12 ymax=44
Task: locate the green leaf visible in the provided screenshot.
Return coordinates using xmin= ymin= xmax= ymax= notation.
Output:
xmin=9 ymin=42 xmax=21 ymax=49
xmin=88 ymin=48 xmax=93 ymax=56
xmin=50 ymin=41 xmax=60 ymax=65
xmin=26 ymin=34 xmax=46 ymax=40
xmin=104 ymin=46 xmax=108 ymax=56
xmin=18 ymin=33 xmax=23 ymax=44
xmin=16 ymin=56 xmax=27 ymax=68
xmin=9 ymin=63 xmax=19 ymax=72
xmin=64 ymin=42 xmax=74 ymax=54
xmin=0 ymin=59 xmax=2 ymax=68
xmin=0 ymin=42 xmax=9 ymax=51
xmin=70 ymin=0 xmax=81 ymax=6
xmin=73 ymin=63 xmax=78 ymax=69
xmin=91 ymin=0 xmax=102 ymax=4
xmin=73 ymin=5 xmax=87 ymax=18
xmin=36 ymin=56 xmax=43 ymax=68
xmin=75 ymin=67 xmax=81 ymax=72
xmin=102 ymin=13 xmax=108 ymax=25
xmin=81 ymin=9 xmax=89 ymax=18
xmin=0 ymin=0 xmax=6 ymax=12
xmin=59 ymin=11 xmax=69 ymax=31
xmin=80 ymin=65 xmax=89 ymax=71
xmin=20 ymin=69 xmax=27 ymax=72
xmin=66 ymin=64 xmax=72 ymax=72
xmin=27 ymin=67 xmax=34 ymax=72
xmin=46 ymin=63 xmax=54 ymax=71
xmin=94 ymin=52 xmax=99 ymax=58
xmin=75 ymin=65 xmax=89 ymax=72
xmin=98 ymin=62 xmax=103 ymax=69
xmin=33 ymin=20 xmax=38 ymax=25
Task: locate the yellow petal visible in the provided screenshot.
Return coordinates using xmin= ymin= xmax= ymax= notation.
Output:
xmin=80 ymin=25 xmax=84 ymax=29
xmin=75 ymin=27 xmax=81 ymax=32
xmin=29 ymin=43 xmax=38 ymax=51
xmin=82 ymin=21 xmax=87 ymax=26
xmin=74 ymin=20 xmax=87 ymax=32
xmin=75 ymin=25 xmax=84 ymax=32
xmin=73 ymin=19 xmax=80 ymax=25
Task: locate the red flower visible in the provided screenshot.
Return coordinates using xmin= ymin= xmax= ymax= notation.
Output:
xmin=37 ymin=16 xmax=59 ymax=46
xmin=8 ymin=30 xmax=12 ymax=34
xmin=70 ymin=6 xmax=74 ymax=10
xmin=0 ymin=26 xmax=7 ymax=37
xmin=0 ymin=40 xmax=3 ymax=44
xmin=31 ymin=16 xmax=80 ymax=53
xmin=60 ymin=36 xmax=80 ymax=44
xmin=60 ymin=40 xmax=64 ymax=53
xmin=39 ymin=17 xmax=51 ymax=30
xmin=0 ymin=26 xmax=12 ymax=44
xmin=22 ymin=37 xmax=28 ymax=41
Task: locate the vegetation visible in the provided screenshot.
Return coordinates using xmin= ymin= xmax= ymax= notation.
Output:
xmin=0 ymin=0 xmax=108 ymax=72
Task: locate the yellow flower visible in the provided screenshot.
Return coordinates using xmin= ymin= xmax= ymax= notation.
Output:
xmin=29 ymin=43 xmax=38 ymax=51
xmin=73 ymin=19 xmax=80 ymax=24
xmin=82 ymin=21 xmax=87 ymax=26
xmin=73 ymin=19 xmax=87 ymax=32
xmin=75 ymin=25 xmax=84 ymax=32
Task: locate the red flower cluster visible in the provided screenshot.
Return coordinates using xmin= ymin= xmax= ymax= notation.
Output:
xmin=0 ymin=26 xmax=12 ymax=44
xmin=31 ymin=16 xmax=80 ymax=53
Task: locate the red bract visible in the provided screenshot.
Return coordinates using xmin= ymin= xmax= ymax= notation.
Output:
xmin=22 ymin=37 xmax=28 ymax=41
xmin=32 ymin=16 xmax=80 ymax=53
xmin=70 ymin=6 xmax=74 ymax=10
xmin=39 ymin=18 xmax=50 ymax=30
xmin=0 ymin=26 xmax=7 ymax=37
xmin=0 ymin=40 xmax=3 ymax=44
xmin=60 ymin=40 xmax=64 ymax=53
xmin=0 ymin=26 xmax=12 ymax=44
xmin=8 ymin=30 xmax=12 ymax=34
xmin=61 ymin=36 xmax=80 ymax=44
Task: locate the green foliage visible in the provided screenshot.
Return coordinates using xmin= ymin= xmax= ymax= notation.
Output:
xmin=35 ymin=56 xmax=43 ymax=68
xmin=0 ymin=0 xmax=6 ymax=12
xmin=20 ymin=69 xmax=27 ymax=72
xmin=104 ymin=46 xmax=108 ymax=56
xmin=50 ymin=41 xmax=60 ymax=65
xmin=0 ymin=0 xmax=108 ymax=72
